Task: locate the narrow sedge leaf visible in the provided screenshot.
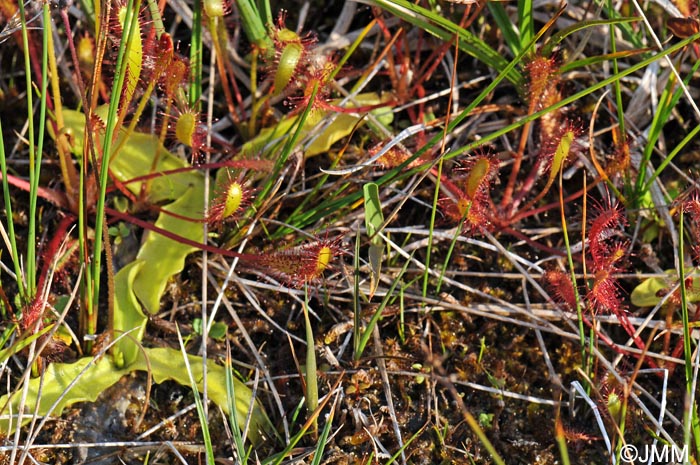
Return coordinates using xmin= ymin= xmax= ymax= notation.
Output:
xmin=224 ymin=348 xmax=246 ymax=460
xmin=355 ymin=252 xmax=414 ymax=360
xmin=517 ymin=0 xmax=534 ymax=48
xmin=487 ymin=2 xmax=522 ymax=55
xmin=117 ymin=5 xmax=143 ymax=108
xmin=310 ymin=406 xmax=335 ymax=465
xmin=0 ymin=325 xmax=54 ymax=364
xmin=541 ymin=17 xmax=639 ymax=57
xmin=176 ymin=329 xmax=215 ymax=465
xmin=364 ymin=182 xmax=384 ymax=297
xmin=235 ymin=0 xmax=273 ymax=54
xmin=365 ymin=0 xmax=522 ymax=86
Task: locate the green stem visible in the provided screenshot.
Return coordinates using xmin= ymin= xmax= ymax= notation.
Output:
xmin=678 ymin=210 xmax=700 ymax=456
xmin=18 ymin=0 xmax=37 ymax=296
xmin=0 ymin=118 xmax=24 ymax=299
xmin=145 ymin=0 xmax=165 ymax=39
xmin=91 ymin=0 xmax=141 ymax=324
xmin=422 ymin=156 xmax=443 ymax=301
xmin=559 ymin=173 xmax=589 ymax=380
xmin=236 ymin=0 xmax=273 ymax=55
xmin=189 ymin=0 xmax=203 ymax=109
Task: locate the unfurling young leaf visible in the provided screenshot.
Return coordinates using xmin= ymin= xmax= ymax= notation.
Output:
xmin=364 ymin=182 xmax=384 ymax=298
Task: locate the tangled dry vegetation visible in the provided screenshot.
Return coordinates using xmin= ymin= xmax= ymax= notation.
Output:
xmin=1 ymin=0 xmax=700 ymax=463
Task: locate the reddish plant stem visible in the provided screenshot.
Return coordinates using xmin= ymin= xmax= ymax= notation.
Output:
xmin=35 ymin=215 xmax=75 ymax=298
xmin=104 ymin=206 xmax=257 ymax=261
xmin=22 ymin=215 xmax=75 ymax=331
xmin=60 ymin=9 xmax=88 ymax=108
xmin=0 ymin=171 xmax=69 ymax=209
xmin=499 ymin=226 xmax=583 ymax=261
xmin=579 ymin=312 xmax=660 ymax=370
xmin=208 ymin=18 xmax=241 ymax=124
xmin=508 ymin=179 xmax=600 ymax=224
xmin=510 ymin=155 xmax=544 ymax=211
xmin=501 ymin=128 xmax=530 ymax=213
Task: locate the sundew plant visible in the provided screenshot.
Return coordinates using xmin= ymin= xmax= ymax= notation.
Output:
xmin=1 ymin=0 xmax=700 ymax=463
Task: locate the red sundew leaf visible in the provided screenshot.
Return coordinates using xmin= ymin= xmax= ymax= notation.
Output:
xmin=588 ymin=268 xmax=625 ymax=314
xmin=255 ymin=238 xmax=343 ymax=288
xmin=588 ymin=200 xmax=627 ymax=271
xmin=543 ymin=269 xmax=577 ymax=310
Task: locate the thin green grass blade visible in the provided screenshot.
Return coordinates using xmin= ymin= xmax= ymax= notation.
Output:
xmin=382 ymin=423 xmax=427 ymax=465
xmin=225 ymin=345 xmax=248 ymax=464
xmin=422 ymin=156 xmax=443 ymax=302
xmin=488 ymin=2 xmax=522 ymax=56
xmin=354 ymin=250 xmax=414 ymax=360
xmin=310 ymin=406 xmax=334 ymax=465
xmin=678 ymin=211 xmax=700 ymax=456
xmin=560 ymin=48 xmax=651 ymax=73
xmin=435 ymin=226 xmax=465 ymax=296
xmin=177 ymin=328 xmax=215 ymax=465
xmin=541 ymin=17 xmax=640 ymax=56
xmin=31 ymin=0 xmax=50 ymax=290
xmin=518 ymin=0 xmax=534 ymax=48
xmin=190 ymin=0 xmax=203 ymax=108
xmin=252 ymin=83 xmax=319 ymax=210
xmin=607 ymin=0 xmax=628 ymax=179
xmin=638 ymin=56 xmax=700 ymax=196
xmin=261 ymin=381 xmax=340 ymax=465
xmin=365 ymin=0 xmax=523 ymax=86
xmin=17 ymin=0 xmax=37 ymax=295
xmin=559 ymin=173 xmax=589 ymax=379
xmin=91 ymin=0 xmax=142 ymax=322
xmin=555 ymin=416 xmax=572 ymax=465
xmin=0 ymin=119 xmax=24 ymax=298
xmin=353 ymin=230 xmax=363 ymax=357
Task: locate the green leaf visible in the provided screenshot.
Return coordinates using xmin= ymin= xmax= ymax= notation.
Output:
xmin=61 ymin=109 xmax=206 ymax=366
xmin=241 ymin=92 xmax=393 ymax=158
xmin=112 ymin=260 xmax=147 ymax=367
xmin=631 ymin=268 xmax=700 ymax=307
xmin=488 ymin=2 xmax=522 ymax=56
xmin=193 ymin=318 xmax=228 ymax=341
xmin=363 ymin=182 xmax=384 ymax=297
xmin=117 ymin=4 xmax=143 ymax=108
xmin=0 ymin=347 xmax=274 ymax=445
xmin=365 ymin=0 xmax=522 ymax=86
xmin=541 ymin=17 xmax=640 ymax=57
xmin=0 ymin=325 xmax=54 ymax=364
